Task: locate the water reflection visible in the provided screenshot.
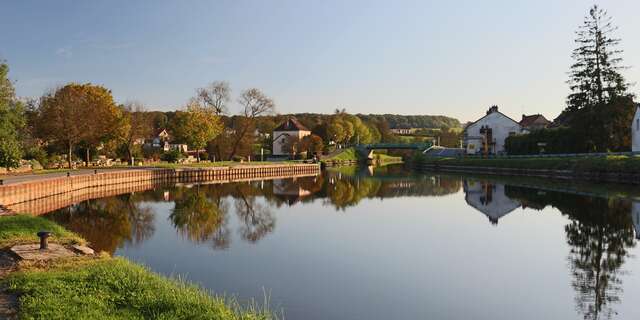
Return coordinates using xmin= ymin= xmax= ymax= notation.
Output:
xmin=170 ymin=186 xmax=230 ymax=250
xmin=42 ymin=167 xmax=640 ymax=319
xmin=47 ymin=193 xmax=155 ymax=253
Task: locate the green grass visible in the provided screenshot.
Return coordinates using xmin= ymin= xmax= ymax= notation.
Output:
xmin=323 ymin=148 xmax=358 ymax=162
xmin=4 ymin=258 xmax=274 ymax=320
xmin=373 ymin=153 xmax=403 ymax=163
xmin=0 ymin=215 xmax=85 ymax=248
xmin=418 ymin=155 xmax=640 ymax=174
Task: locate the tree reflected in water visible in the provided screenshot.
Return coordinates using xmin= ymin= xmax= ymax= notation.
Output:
xmin=170 ymin=186 xmax=230 ymax=250
xmin=504 ymin=185 xmax=636 ymax=320
xmin=234 ymin=185 xmax=275 ymax=243
xmin=47 ymin=193 xmax=155 ymax=253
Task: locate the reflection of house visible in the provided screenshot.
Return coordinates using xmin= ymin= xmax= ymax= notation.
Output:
xmin=632 ymin=201 xmax=640 ymax=240
xmin=519 ymin=114 xmax=551 ymax=133
xmin=272 ymin=117 xmax=311 ymax=156
xmin=273 ymin=178 xmax=312 ymax=205
xmin=463 ymin=180 xmax=521 ymax=224
xmin=463 ymin=106 xmax=521 ymax=155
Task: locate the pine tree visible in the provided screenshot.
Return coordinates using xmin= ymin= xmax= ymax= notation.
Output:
xmin=566 ymin=5 xmax=628 ymax=112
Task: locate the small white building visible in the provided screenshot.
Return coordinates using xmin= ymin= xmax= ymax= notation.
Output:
xmin=272 ymin=118 xmax=311 ymax=156
xmin=632 ymin=104 xmax=640 ymax=152
xmin=463 ymin=106 xmax=522 ymax=155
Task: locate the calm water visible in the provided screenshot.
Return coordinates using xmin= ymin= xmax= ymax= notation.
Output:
xmin=43 ymin=165 xmax=640 ymax=320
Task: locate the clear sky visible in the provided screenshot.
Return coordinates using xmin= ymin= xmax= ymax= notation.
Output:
xmin=1 ymin=0 xmax=639 ymax=122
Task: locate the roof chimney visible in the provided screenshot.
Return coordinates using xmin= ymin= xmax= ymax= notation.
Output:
xmin=487 ymin=105 xmax=499 ymax=115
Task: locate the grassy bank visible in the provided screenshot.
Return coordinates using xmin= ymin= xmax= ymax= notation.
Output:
xmin=0 ymin=215 xmax=274 ymax=320
xmin=0 ymin=215 xmax=85 ymax=248
xmin=418 ymin=155 xmax=640 ymax=174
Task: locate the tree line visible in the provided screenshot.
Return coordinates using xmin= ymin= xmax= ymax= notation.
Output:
xmin=506 ymin=5 xmax=638 ymax=154
xmin=0 ymin=66 xmax=463 ymax=170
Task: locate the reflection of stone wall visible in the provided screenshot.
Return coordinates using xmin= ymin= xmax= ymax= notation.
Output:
xmin=0 ymin=164 xmax=320 ymax=215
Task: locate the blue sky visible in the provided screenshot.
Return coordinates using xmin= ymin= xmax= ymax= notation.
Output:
xmin=1 ymin=0 xmax=639 ymax=121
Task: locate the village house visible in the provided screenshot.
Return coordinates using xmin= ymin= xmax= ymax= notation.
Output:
xmin=519 ymin=114 xmax=551 ymax=133
xmin=463 ymin=106 xmax=521 ymax=155
xmin=632 ymin=104 xmax=640 ymax=152
xmin=272 ymin=117 xmax=311 ymax=157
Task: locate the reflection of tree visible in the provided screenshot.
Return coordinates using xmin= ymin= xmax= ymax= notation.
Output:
xmin=234 ymin=186 xmax=275 ymax=243
xmin=46 ymin=194 xmax=155 ymax=253
xmin=503 ymin=186 xmax=636 ymax=320
xmin=565 ymin=199 xmax=635 ymax=320
xmin=170 ymin=187 xmax=230 ymax=250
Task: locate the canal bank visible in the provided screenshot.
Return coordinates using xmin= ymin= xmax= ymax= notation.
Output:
xmin=0 ymin=163 xmax=320 ymax=216
xmin=416 ymin=156 xmax=640 ymax=184
xmin=0 ymin=215 xmax=275 ymax=319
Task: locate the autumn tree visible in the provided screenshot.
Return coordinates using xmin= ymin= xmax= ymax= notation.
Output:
xmin=121 ymin=102 xmax=152 ymax=165
xmin=35 ymin=83 xmax=121 ymax=168
xmin=296 ymin=134 xmax=324 ymax=155
xmin=171 ymin=102 xmax=223 ymax=162
xmin=226 ymin=88 xmax=275 ymax=160
xmin=0 ymin=62 xmax=25 ymax=170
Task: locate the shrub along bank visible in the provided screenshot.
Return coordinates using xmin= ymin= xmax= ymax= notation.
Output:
xmin=417 ymin=155 xmax=640 ymax=175
xmin=0 ymin=215 xmax=274 ymax=320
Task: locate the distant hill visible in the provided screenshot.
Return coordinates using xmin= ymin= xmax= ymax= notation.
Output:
xmin=356 ymin=114 xmax=461 ymax=129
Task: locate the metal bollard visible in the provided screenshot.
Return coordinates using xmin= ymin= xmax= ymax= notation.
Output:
xmin=67 ymin=172 xmax=70 ymax=177
xmin=94 ymin=169 xmax=98 ymax=174
xmin=37 ymin=231 xmax=52 ymax=250
xmin=0 ymin=179 xmax=3 ymax=185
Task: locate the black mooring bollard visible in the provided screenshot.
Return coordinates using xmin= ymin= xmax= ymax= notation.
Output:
xmin=0 ymin=179 xmax=3 ymax=185
xmin=67 ymin=172 xmax=70 ymax=177
xmin=37 ymin=231 xmax=52 ymax=250
xmin=94 ymin=169 xmax=98 ymax=174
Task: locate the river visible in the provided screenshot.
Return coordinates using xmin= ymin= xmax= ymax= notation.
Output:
xmin=42 ymin=164 xmax=640 ymax=319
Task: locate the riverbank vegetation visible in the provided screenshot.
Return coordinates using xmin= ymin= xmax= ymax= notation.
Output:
xmin=505 ymin=5 xmax=637 ymax=155
xmin=0 ymin=215 xmax=274 ymax=320
xmin=0 ymin=64 xmax=457 ymax=172
xmin=417 ymin=154 xmax=640 ymax=175
xmin=0 ymin=215 xmax=84 ymax=248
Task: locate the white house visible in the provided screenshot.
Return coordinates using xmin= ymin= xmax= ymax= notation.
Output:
xmin=463 ymin=106 xmax=522 ymax=155
xmin=632 ymin=104 xmax=640 ymax=152
xmin=272 ymin=117 xmax=311 ymax=156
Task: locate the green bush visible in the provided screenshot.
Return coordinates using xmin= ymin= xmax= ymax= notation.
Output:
xmin=162 ymin=149 xmax=184 ymax=163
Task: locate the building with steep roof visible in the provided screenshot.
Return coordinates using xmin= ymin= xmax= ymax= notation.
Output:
xmin=272 ymin=117 xmax=311 ymax=156
xmin=519 ymin=114 xmax=551 ymax=133
xmin=463 ymin=106 xmax=521 ymax=155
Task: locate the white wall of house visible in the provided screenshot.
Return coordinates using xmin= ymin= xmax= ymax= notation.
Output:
xmin=272 ymin=130 xmax=311 ymax=156
xmin=632 ymin=201 xmax=640 ymax=240
xmin=632 ymin=106 xmax=640 ymax=152
xmin=463 ymin=109 xmax=521 ymax=155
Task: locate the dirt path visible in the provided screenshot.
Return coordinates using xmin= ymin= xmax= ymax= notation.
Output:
xmin=0 ymin=251 xmax=17 ymax=320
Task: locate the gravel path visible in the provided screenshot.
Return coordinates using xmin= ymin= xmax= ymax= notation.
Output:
xmin=0 ymin=251 xmax=18 ymax=320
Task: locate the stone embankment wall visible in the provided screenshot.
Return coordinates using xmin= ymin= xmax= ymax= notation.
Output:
xmin=0 ymin=164 xmax=320 ymax=215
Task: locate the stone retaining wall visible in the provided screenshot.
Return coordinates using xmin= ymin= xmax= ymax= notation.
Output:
xmin=0 ymin=164 xmax=320 ymax=215
xmin=418 ymin=164 xmax=640 ymax=185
